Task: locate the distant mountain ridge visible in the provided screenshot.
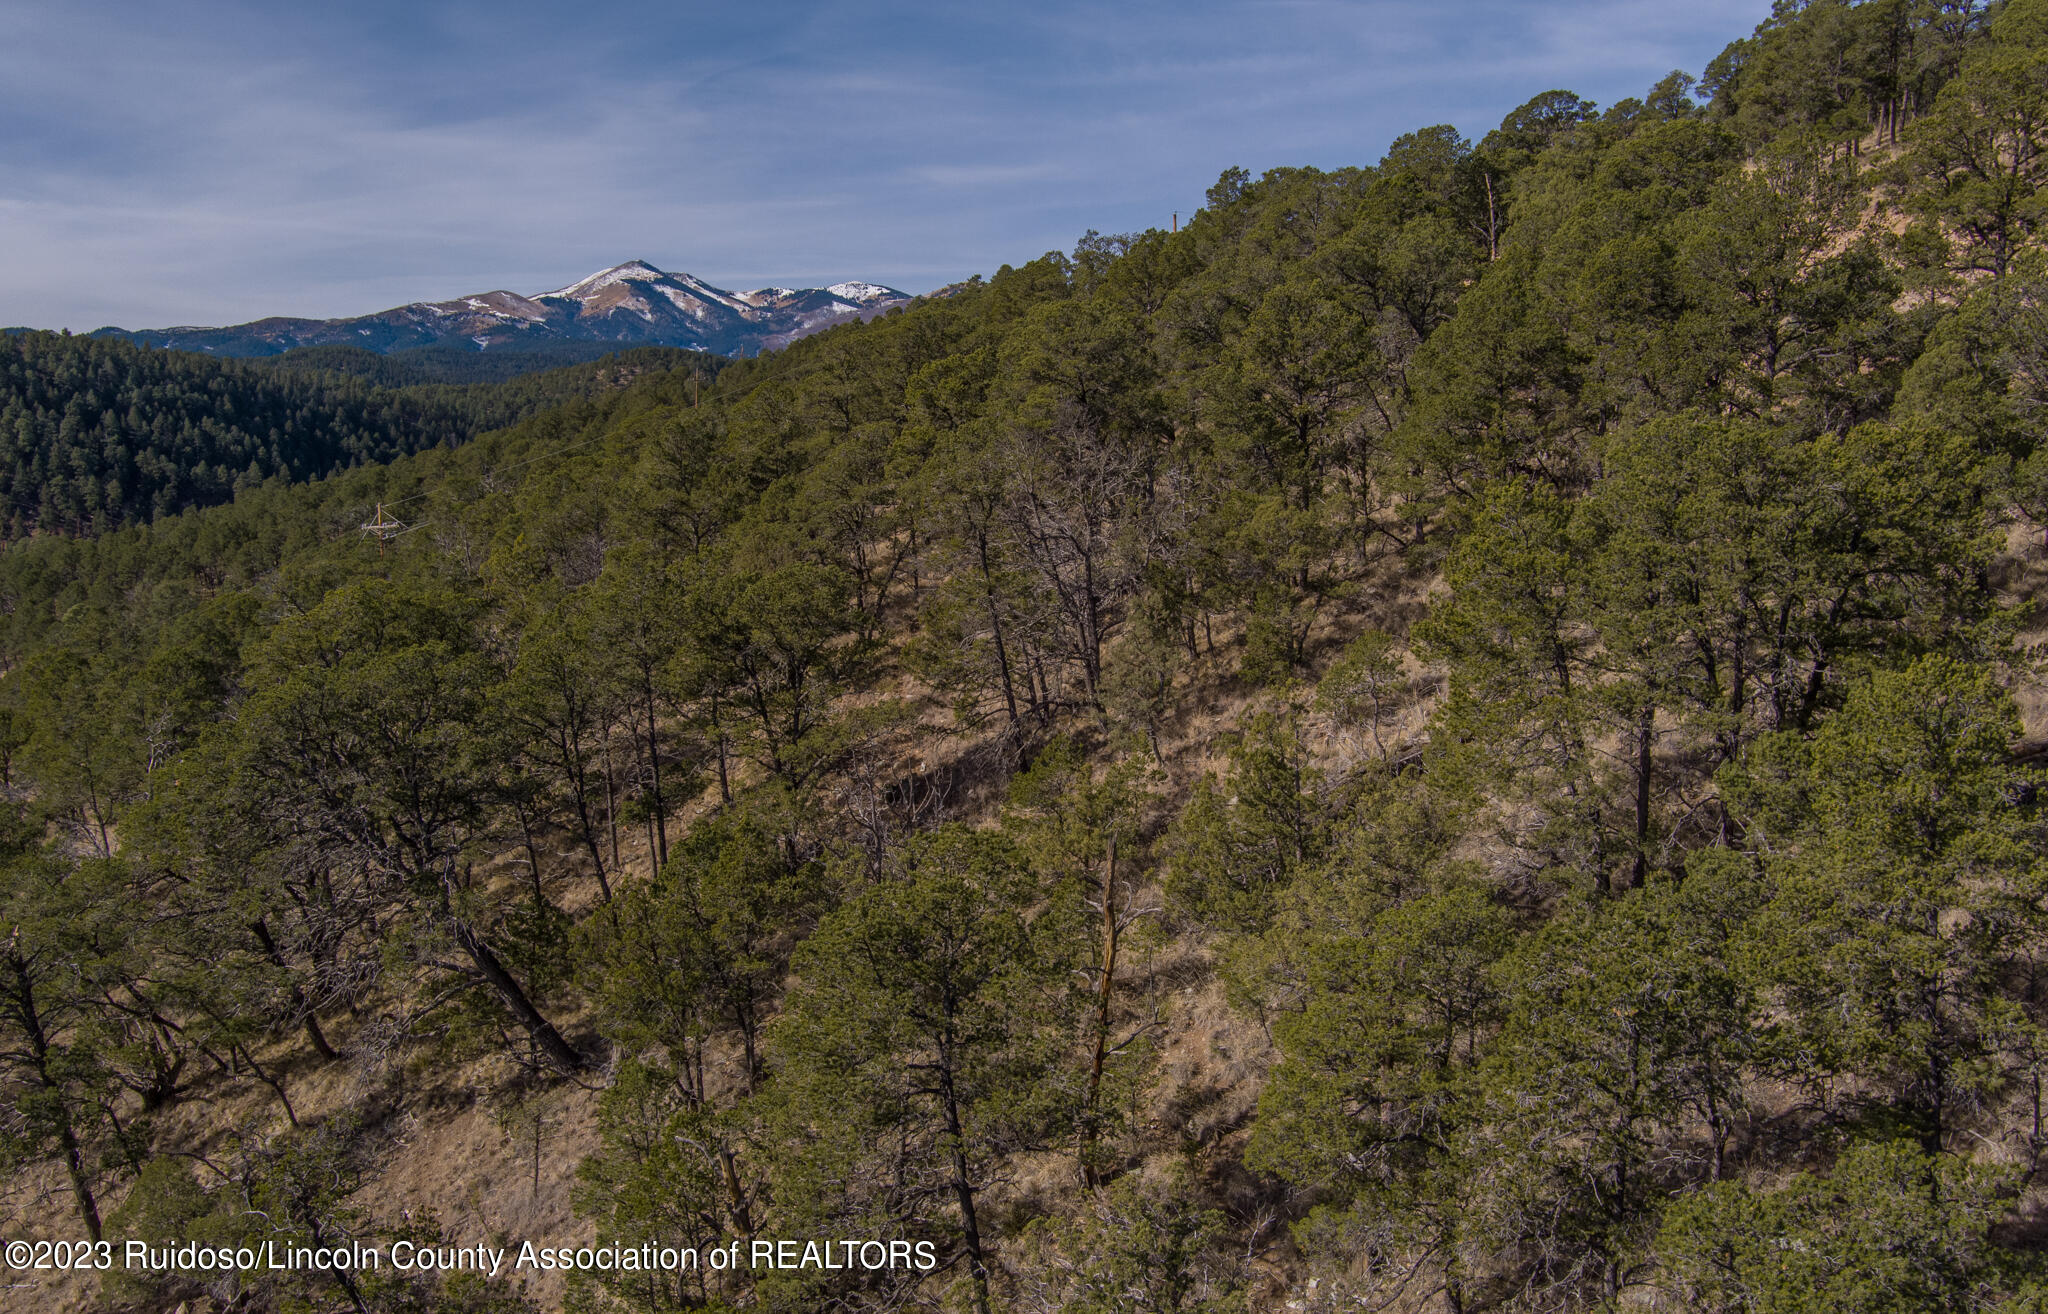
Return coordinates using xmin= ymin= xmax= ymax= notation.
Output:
xmin=85 ymin=261 xmax=914 ymax=359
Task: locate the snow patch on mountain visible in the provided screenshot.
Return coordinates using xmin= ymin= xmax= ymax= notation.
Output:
xmin=656 ymin=286 xmax=713 ymax=319
xmin=671 ymin=274 xmax=754 ymax=313
xmin=827 ymin=281 xmax=904 ymax=305
xmin=544 ymin=260 xmax=668 ymax=300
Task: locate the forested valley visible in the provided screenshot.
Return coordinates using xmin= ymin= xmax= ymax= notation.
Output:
xmin=0 ymin=336 xmax=711 ymax=541
xmin=5 ymin=1 xmax=2048 ymax=1310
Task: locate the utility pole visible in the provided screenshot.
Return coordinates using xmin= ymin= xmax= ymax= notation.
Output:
xmin=360 ymin=503 xmax=409 ymax=557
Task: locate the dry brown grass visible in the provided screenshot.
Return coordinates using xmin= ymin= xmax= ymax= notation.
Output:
xmin=24 ymin=487 xmax=2048 ymax=1314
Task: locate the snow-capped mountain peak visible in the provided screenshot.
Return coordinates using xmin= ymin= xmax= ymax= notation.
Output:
xmin=99 ymin=262 xmax=917 ymax=360
xmin=543 ymin=260 xmax=670 ymax=301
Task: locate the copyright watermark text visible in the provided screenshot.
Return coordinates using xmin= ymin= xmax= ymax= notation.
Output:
xmin=3 ymin=1236 xmax=940 ymax=1277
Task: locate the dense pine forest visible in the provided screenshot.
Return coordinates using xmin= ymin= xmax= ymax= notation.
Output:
xmin=6 ymin=1 xmax=2048 ymax=1310
xmin=0 ymin=335 xmax=712 ymax=540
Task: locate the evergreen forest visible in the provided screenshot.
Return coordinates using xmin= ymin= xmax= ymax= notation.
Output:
xmin=7 ymin=1 xmax=2048 ymax=1311
xmin=0 ymin=335 xmax=712 ymax=540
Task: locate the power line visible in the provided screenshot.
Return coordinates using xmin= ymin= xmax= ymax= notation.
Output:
xmin=359 ymin=502 xmax=407 ymax=558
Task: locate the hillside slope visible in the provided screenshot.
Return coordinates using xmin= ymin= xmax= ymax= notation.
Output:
xmin=5 ymin=2 xmax=2048 ymax=1313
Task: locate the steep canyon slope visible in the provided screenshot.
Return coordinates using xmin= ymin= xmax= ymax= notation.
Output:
xmin=4 ymin=2 xmax=2048 ymax=1312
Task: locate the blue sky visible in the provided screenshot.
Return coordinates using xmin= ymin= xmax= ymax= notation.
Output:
xmin=1 ymin=0 xmax=1772 ymax=331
